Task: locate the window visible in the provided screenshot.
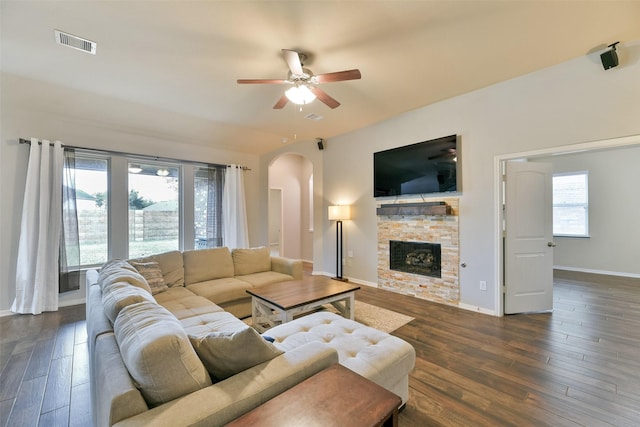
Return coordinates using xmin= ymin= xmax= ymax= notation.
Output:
xmin=73 ymin=156 xmax=109 ymax=266
xmin=553 ymin=172 xmax=589 ymax=237
xmin=194 ymin=165 xmax=225 ymax=249
xmin=128 ymin=162 xmax=180 ymax=258
xmin=71 ymin=150 xmax=225 ymax=268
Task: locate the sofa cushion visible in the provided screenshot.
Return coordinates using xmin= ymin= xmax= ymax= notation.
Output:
xmin=152 ymin=286 xmax=196 ymax=303
xmin=189 ymin=325 xmax=283 ymax=381
xmin=114 ymin=301 xmax=212 ymax=407
xmin=186 ymin=277 xmax=251 ymax=305
xmin=131 ymin=250 xmax=184 ymax=288
xmin=232 ymin=247 xmax=271 ymax=276
xmin=101 ymin=281 xmax=155 ymax=324
xmin=183 ymin=247 xmax=234 ymax=285
xmin=236 ymin=271 xmax=294 ymax=288
xmin=98 ymin=260 xmax=152 ymax=294
xmin=181 ymin=310 xmax=246 ymax=335
xmin=157 ymin=295 xmax=224 ymax=321
xmin=181 ymin=311 xmax=240 ymax=331
xmin=130 ymin=261 xmax=169 ymax=295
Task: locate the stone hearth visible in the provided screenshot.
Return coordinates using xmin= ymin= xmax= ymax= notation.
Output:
xmin=377 ymin=198 xmax=459 ymax=306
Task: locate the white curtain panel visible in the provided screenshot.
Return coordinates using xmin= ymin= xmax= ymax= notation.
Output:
xmin=11 ymin=139 xmax=64 ymax=314
xmin=222 ymin=165 xmax=249 ymax=249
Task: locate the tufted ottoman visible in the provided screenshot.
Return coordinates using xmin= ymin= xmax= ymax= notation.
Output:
xmin=266 ymin=311 xmax=416 ymax=405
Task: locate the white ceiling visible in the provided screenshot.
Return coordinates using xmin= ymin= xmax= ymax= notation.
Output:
xmin=2 ymin=1 xmax=640 ymax=155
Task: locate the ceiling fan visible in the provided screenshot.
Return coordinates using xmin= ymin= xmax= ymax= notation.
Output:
xmin=237 ymin=49 xmax=361 ymax=109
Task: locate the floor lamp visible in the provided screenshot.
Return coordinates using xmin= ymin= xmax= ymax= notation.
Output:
xmin=328 ymin=205 xmax=351 ymax=281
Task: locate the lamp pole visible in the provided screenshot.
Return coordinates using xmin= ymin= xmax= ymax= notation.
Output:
xmin=336 ymin=219 xmax=343 ymax=279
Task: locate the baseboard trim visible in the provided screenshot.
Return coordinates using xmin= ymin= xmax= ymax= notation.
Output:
xmin=59 ymin=298 xmax=87 ymax=308
xmin=457 ymin=302 xmax=500 ymax=317
xmin=554 ymin=266 xmax=640 ymax=279
xmin=344 ymin=277 xmax=378 ymax=288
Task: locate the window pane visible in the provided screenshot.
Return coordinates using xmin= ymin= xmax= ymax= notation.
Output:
xmin=553 ymin=174 xmax=587 ymax=204
xmin=128 ymin=162 xmax=180 ymax=258
xmin=553 ymin=206 xmax=587 ymax=235
xmin=553 ymin=172 xmax=588 ymax=236
xmin=75 ymin=157 xmax=109 ymax=266
xmin=194 ymin=166 xmax=224 ymax=249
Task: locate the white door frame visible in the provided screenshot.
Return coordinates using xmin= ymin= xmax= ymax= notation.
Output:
xmin=494 ymin=134 xmax=640 ymax=315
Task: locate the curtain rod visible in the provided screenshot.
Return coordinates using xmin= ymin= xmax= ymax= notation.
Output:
xmin=18 ymin=138 xmax=251 ymax=171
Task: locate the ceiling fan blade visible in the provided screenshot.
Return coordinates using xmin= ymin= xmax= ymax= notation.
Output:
xmin=314 ymin=69 xmax=362 ymax=83
xmin=309 ymin=87 xmax=340 ymax=109
xmin=273 ymin=95 xmax=289 ymax=109
xmin=282 ymin=49 xmax=304 ymax=75
xmin=237 ymin=79 xmax=288 ymax=84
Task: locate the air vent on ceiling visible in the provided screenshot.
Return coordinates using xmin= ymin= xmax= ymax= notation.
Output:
xmin=304 ymin=113 xmax=324 ymax=121
xmin=54 ymin=30 xmax=97 ymax=55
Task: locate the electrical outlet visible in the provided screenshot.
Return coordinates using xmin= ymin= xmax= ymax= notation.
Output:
xmin=348 ymin=250 xmax=354 ymax=258
xmin=479 ymin=281 xmax=487 ymax=291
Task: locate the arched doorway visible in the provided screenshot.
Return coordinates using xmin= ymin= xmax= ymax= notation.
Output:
xmin=268 ymin=153 xmax=314 ymax=262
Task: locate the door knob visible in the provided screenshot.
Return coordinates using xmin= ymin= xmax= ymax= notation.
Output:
xmin=547 ymin=242 xmax=556 ymax=247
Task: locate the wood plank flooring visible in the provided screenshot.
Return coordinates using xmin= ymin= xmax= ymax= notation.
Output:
xmin=1 ymin=269 xmax=639 ymax=426
xmin=0 ymin=304 xmax=89 ymax=426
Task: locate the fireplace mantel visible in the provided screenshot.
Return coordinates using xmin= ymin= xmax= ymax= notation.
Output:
xmin=376 ymin=202 xmax=450 ymax=216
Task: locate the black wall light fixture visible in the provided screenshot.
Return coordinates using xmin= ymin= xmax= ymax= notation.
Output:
xmin=600 ymin=41 xmax=620 ymax=70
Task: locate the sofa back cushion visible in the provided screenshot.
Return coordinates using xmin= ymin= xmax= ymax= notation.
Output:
xmin=101 ymin=281 xmax=155 ymax=324
xmin=114 ymin=301 xmax=212 ymax=407
xmin=232 ymin=247 xmax=271 ymax=276
xmin=98 ymin=260 xmax=152 ymax=294
xmin=131 ymin=250 xmax=184 ymax=288
xmin=183 ymin=247 xmax=234 ymax=285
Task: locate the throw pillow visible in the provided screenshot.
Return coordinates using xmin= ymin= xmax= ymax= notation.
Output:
xmin=189 ymin=325 xmax=283 ymax=381
xmin=131 ymin=250 xmax=185 ymax=287
xmin=130 ymin=261 xmax=168 ymax=295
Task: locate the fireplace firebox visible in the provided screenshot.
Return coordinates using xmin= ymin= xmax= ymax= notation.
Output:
xmin=389 ymin=240 xmax=441 ymax=278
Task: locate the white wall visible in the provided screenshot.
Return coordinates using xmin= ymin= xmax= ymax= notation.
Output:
xmin=0 ymin=73 xmax=262 ymax=314
xmin=534 ymin=146 xmax=640 ymax=276
xmin=311 ymin=40 xmax=640 ymax=314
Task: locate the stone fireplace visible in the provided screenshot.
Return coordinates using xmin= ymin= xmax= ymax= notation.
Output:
xmin=377 ymin=199 xmax=459 ymax=306
xmin=389 ymin=240 xmax=441 ymax=278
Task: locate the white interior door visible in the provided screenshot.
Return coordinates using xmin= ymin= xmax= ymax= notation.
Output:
xmin=268 ymin=188 xmax=282 ymax=256
xmin=504 ymin=161 xmax=554 ymax=314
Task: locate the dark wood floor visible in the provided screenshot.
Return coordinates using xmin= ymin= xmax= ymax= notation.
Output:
xmin=0 ymin=304 xmax=89 ymax=426
xmin=2 ymin=270 xmax=639 ymax=426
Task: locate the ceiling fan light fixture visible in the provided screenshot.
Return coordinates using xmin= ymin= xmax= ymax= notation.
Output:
xmin=128 ymin=164 xmax=142 ymax=174
xmin=285 ymin=84 xmax=316 ymax=105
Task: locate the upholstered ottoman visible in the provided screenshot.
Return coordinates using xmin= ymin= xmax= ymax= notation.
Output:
xmin=266 ymin=311 xmax=416 ymax=405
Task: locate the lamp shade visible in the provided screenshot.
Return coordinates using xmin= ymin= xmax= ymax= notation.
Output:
xmin=328 ymin=205 xmax=351 ymax=221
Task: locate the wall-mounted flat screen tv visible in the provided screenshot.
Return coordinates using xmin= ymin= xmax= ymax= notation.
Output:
xmin=374 ymin=134 xmax=459 ymax=197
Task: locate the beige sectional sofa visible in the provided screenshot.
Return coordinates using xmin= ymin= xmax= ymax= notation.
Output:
xmin=87 ymin=246 xmax=327 ymax=426
xmin=87 ymin=245 xmax=415 ymax=426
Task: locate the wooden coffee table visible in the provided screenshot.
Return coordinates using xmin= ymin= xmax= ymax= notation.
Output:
xmin=246 ymin=275 xmax=360 ymax=332
xmin=226 ymin=363 xmax=401 ymax=427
